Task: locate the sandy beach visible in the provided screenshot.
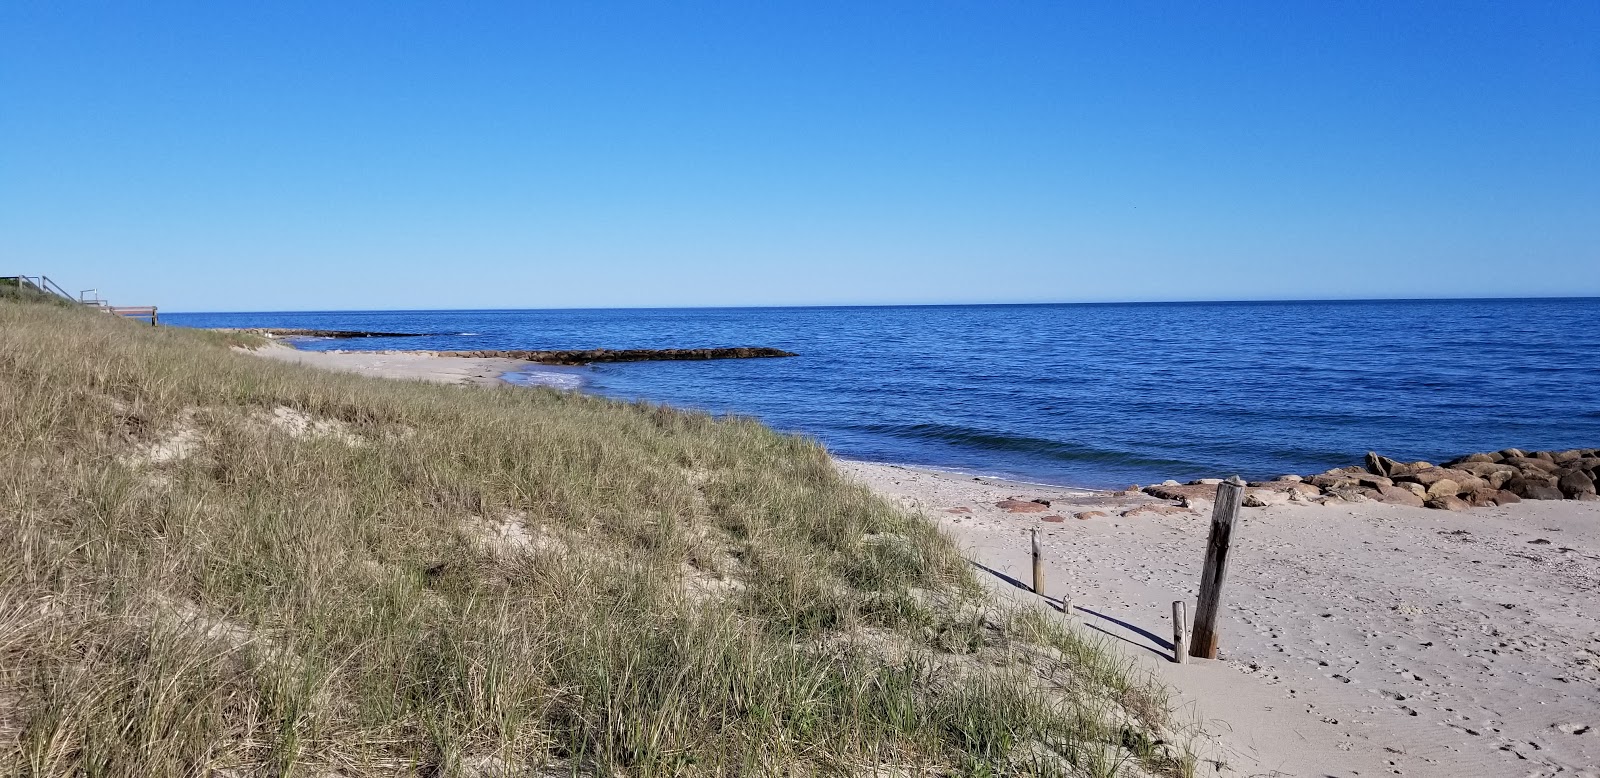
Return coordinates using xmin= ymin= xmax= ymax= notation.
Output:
xmin=247 ymin=342 xmax=532 ymax=386
xmin=840 ymin=460 xmax=1600 ymax=777
xmin=240 ymin=343 xmax=1600 ymax=776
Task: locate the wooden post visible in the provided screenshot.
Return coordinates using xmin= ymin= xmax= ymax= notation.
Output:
xmin=1030 ymin=526 xmax=1044 ymax=597
xmin=1172 ymin=601 xmax=1189 ymax=664
xmin=1190 ymin=475 xmax=1244 ymax=659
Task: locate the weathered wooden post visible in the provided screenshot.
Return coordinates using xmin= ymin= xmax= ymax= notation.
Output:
xmin=1190 ymin=475 xmax=1244 ymax=659
xmin=1030 ymin=526 xmax=1044 ymax=597
xmin=1172 ymin=601 xmax=1189 ymax=664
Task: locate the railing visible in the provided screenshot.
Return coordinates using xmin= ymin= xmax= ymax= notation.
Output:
xmin=4 ymin=274 xmax=159 ymax=325
xmin=2 ymin=275 xmax=76 ymax=302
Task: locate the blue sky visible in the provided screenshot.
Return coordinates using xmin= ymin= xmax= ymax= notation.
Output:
xmin=2 ymin=2 xmax=1596 ymax=311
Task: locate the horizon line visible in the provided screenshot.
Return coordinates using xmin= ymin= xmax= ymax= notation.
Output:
xmin=165 ymin=294 xmax=1600 ymax=316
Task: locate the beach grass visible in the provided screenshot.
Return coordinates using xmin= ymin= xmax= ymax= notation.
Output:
xmin=0 ymin=299 xmax=1188 ymax=777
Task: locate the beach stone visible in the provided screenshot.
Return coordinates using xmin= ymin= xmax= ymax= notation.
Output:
xmin=1274 ymin=474 xmax=1303 ymax=482
xmin=1534 ymin=451 xmax=1556 ymax=462
xmin=995 ymin=500 xmax=1048 ymax=513
xmin=1577 ymin=493 xmax=1600 ymax=502
xmin=1143 ymin=483 xmax=1215 ymax=502
xmin=1325 ymin=486 xmax=1369 ymax=503
xmin=1468 ymin=488 xmax=1501 ymax=507
xmin=1451 ymin=461 xmax=1518 ymax=478
xmin=1494 ymin=490 xmax=1522 ymax=505
xmin=1375 ymin=485 xmax=1425 ymax=507
xmin=1553 ymin=449 xmax=1585 ymax=463
xmin=1365 ymin=451 xmax=1399 ymax=476
xmin=1189 ymin=478 xmax=1223 ymax=486
xmin=944 ymin=507 xmax=972 ymax=514
xmin=1510 ymin=479 xmax=1564 ymax=500
xmin=1308 ymin=474 xmax=1358 ymax=489
xmin=1506 ymin=457 xmax=1560 ymax=474
xmin=1425 ymin=495 xmax=1472 ymax=512
xmin=1558 ymin=470 xmax=1596 ymax=498
xmin=1499 ymin=448 xmax=1526 ymax=459
xmin=1353 ymin=473 xmax=1394 ymax=489
xmin=1040 ymin=515 xmax=1065 ymax=523
xmin=1074 ymin=511 xmax=1107 ymax=520
xmin=1242 ymin=491 xmax=1284 ymax=508
xmin=1425 ymin=479 xmax=1462 ymax=500
xmin=1400 ymin=482 xmax=1428 ymax=498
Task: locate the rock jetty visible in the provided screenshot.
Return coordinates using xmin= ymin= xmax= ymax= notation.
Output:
xmin=1144 ymin=447 xmax=1599 ymax=512
xmin=442 ymin=347 xmax=797 ymax=366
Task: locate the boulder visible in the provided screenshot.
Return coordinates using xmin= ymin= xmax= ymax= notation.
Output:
xmin=1444 ymin=452 xmax=1498 ymax=466
xmin=1558 ymin=470 xmax=1597 ymax=498
xmin=1442 ymin=469 xmax=1490 ymax=494
xmin=1189 ymin=478 xmax=1223 ymax=486
xmin=1499 ymin=448 xmax=1526 ymax=459
xmin=1375 ymin=485 xmax=1425 ymax=507
xmin=1242 ymin=490 xmax=1291 ymax=508
xmin=1391 ymin=461 xmax=1434 ymax=477
xmin=1507 ymin=476 xmax=1564 ymax=500
xmin=1425 ymin=495 xmax=1472 ymax=511
xmin=1353 ymin=473 xmax=1395 ymax=489
xmin=1468 ymin=488 xmax=1501 ymax=507
xmin=1274 ymin=474 xmax=1303 ymax=482
xmin=1143 ymin=483 xmax=1216 ymax=502
xmin=1308 ymin=474 xmax=1358 ymax=489
xmin=1493 ymin=490 xmax=1521 ymax=505
xmin=1506 ymin=457 xmax=1560 ymax=474
xmin=1365 ymin=451 xmax=1399 ymax=476
xmin=1553 ymin=449 xmax=1585 ymax=464
xmin=1425 ymin=479 xmax=1462 ymax=500
xmin=1533 ymin=451 xmax=1556 ymax=462
xmin=1451 ymin=461 xmax=1518 ymax=478
xmin=1400 ymin=482 xmax=1428 ymax=498
xmin=1324 ymin=486 xmax=1369 ymax=503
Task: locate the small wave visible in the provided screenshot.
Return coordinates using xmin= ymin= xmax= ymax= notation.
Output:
xmin=502 ymin=368 xmax=585 ymax=390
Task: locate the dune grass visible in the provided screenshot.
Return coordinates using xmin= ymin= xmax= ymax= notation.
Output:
xmin=0 ymin=300 xmax=1189 ymax=777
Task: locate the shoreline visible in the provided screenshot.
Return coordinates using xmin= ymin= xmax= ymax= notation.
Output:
xmin=840 ymin=459 xmax=1600 ymax=776
xmin=241 ymin=339 xmax=1600 ymax=774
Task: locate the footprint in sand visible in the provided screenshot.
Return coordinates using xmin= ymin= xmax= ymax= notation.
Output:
xmin=1553 ymin=722 xmax=1591 ymax=735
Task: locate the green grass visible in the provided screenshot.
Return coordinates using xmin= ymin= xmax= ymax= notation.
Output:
xmin=0 ymin=300 xmax=1189 ymax=776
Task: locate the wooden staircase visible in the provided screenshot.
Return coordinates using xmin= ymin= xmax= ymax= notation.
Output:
xmin=2 ymin=275 xmax=159 ymax=325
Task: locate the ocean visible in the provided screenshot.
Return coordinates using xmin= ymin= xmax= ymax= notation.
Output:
xmin=166 ymin=299 xmax=1600 ymax=489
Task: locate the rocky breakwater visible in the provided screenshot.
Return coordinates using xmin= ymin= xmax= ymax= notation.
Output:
xmin=1134 ymin=448 xmax=1599 ymax=513
xmin=442 ymin=347 xmax=797 ymax=366
xmin=1353 ymin=448 xmax=1600 ymax=510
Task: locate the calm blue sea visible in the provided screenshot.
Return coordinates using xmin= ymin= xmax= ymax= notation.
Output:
xmin=166 ymin=300 xmax=1600 ymax=489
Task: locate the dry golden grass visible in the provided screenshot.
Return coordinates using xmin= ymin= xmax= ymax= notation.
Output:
xmin=0 ymin=300 xmax=1190 ymax=777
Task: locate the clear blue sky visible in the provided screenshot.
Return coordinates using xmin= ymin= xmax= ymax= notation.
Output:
xmin=2 ymin=2 xmax=1596 ymax=312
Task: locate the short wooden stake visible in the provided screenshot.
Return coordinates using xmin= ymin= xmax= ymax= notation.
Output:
xmin=1191 ymin=475 xmax=1244 ymax=660
xmin=1172 ymin=601 xmax=1189 ymax=664
xmin=1030 ymin=527 xmax=1044 ymax=598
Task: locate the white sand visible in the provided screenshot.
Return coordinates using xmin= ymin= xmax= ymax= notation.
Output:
xmin=244 ymin=342 xmax=531 ymax=386
xmin=840 ymin=460 xmax=1600 ymax=777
